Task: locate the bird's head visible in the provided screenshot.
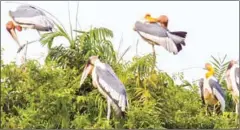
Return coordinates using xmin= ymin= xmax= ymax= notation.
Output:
xmin=205 ymin=63 xmax=213 ymax=71
xmin=6 ymin=21 xmax=22 ymax=45
xmin=79 ymin=56 xmax=99 ymax=87
xmin=157 ymin=15 xmax=169 ymax=28
xmin=6 ymin=21 xmax=22 ymax=32
xmin=204 ymin=63 xmax=214 ymax=78
xmin=144 ymin=13 xmax=151 ymax=19
xmin=227 ymin=60 xmax=237 ymax=70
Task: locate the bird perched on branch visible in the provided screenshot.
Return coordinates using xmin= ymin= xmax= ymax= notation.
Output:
xmin=225 ymin=60 xmax=239 ymax=114
xmin=79 ymin=56 xmax=129 ymax=120
xmin=6 ymin=5 xmax=54 ymax=53
xmin=133 ymin=13 xmax=187 ymax=55
xmin=199 ymin=63 xmax=226 ymax=114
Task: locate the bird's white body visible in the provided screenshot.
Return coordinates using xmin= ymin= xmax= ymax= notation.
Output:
xmin=201 ymin=76 xmax=225 ymax=112
xmin=88 ymin=59 xmax=128 ymax=119
xmin=225 ymin=63 xmax=239 ymax=114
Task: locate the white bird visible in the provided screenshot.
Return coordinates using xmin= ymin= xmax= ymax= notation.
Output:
xmin=199 ymin=63 xmax=226 ymax=113
xmin=79 ymin=56 xmax=128 ymax=120
xmin=225 ymin=60 xmax=239 ymax=114
xmin=6 ymin=5 xmax=54 ymax=53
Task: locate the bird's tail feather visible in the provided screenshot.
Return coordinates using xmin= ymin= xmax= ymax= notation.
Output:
xmin=170 ymin=31 xmax=187 ymax=38
xmin=175 ymin=43 xmax=183 ymax=53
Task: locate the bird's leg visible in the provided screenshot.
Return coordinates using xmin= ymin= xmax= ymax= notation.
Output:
xmin=21 ymin=55 xmax=25 ymax=64
xmin=23 ymin=41 xmax=28 ymax=63
xmin=151 ymin=43 xmax=156 ymax=69
xmin=205 ymin=105 xmax=208 ymax=116
xmin=236 ymin=103 xmax=239 ymax=115
xmin=107 ymin=97 xmax=111 ymax=120
xmin=213 ymin=104 xmax=216 ymax=115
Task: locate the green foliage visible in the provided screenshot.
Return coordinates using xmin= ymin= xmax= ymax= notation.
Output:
xmin=44 ymin=26 xmax=116 ymax=71
xmin=210 ymin=54 xmax=230 ymax=84
xmin=1 ymin=57 xmax=239 ymax=129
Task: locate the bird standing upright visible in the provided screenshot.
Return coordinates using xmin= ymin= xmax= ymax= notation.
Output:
xmin=79 ymin=56 xmax=129 ymax=120
xmin=225 ymin=60 xmax=239 ymax=114
xmin=6 ymin=5 xmax=54 ymax=53
xmin=199 ymin=63 xmax=226 ymax=114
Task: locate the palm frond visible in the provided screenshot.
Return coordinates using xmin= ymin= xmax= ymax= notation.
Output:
xmin=210 ymin=54 xmax=229 ymax=84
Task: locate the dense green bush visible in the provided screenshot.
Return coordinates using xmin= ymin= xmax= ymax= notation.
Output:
xmin=1 ymin=58 xmax=239 ymax=129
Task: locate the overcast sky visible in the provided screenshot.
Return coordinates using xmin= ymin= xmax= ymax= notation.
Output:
xmin=1 ymin=1 xmax=239 ymax=82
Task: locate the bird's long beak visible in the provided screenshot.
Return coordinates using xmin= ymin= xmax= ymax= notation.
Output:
xmin=79 ymin=63 xmax=93 ymax=87
xmin=6 ymin=21 xmax=21 ymax=47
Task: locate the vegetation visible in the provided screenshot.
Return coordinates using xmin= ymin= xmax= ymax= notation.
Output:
xmin=1 ymin=4 xmax=239 ymax=128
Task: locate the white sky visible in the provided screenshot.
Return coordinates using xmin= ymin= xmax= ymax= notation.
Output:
xmin=1 ymin=1 xmax=239 ymax=82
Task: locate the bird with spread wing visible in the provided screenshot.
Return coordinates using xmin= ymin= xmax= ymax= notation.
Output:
xmin=133 ymin=13 xmax=187 ymax=55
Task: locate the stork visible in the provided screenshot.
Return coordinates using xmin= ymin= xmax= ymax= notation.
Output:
xmin=6 ymin=5 xmax=54 ymax=54
xmin=225 ymin=60 xmax=239 ymax=114
xmin=133 ymin=13 xmax=187 ymax=55
xmin=199 ymin=63 xmax=226 ymax=114
xmin=79 ymin=56 xmax=128 ymax=120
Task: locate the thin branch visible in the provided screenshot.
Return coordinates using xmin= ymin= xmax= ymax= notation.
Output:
xmin=117 ymin=45 xmax=131 ymax=64
xmin=68 ymin=1 xmax=73 ymax=41
xmin=75 ymin=1 xmax=80 ymax=37
xmin=117 ymin=33 xmax=123 ymax=57
xmin=24 ymin=41 xmax=29 ymax=63
xmin=136 ymin=39 xmax=139 ymax=56
xmin=177 ymin=67 xmax=205 ymax=73
xmin=152 ymin=44 xmax=156 ymax=66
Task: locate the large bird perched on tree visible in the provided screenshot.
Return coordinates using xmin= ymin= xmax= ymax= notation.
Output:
xmin=6 ymin=4 xmax=54 ymax=53
xmin=133 ymin=13 xmax=187 ymax=55
xmin=225 ymin=60 xmax=239 ymax=114
xmin=199 ymin=63 xmax=226 ymax=114
xmin=79 ymin=56 xmax=129 ymax=120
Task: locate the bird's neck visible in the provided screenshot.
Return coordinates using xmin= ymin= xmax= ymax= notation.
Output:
xmin=205 ymin=69 xmax=214 ymax=79
xmin=93 ymin=59 xmax=101 ymax=65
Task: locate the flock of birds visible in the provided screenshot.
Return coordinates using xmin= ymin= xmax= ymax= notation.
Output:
xmin=5 ymin=4 xmax=239 ymax=120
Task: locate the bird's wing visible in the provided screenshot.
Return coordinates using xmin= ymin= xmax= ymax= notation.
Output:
xmin=135 ymin=21 xmax=168 ymax=37
xmin=137 ymin=31 xmax=179 ymax=54
xmin=10 ymin=5 xmax=45 ymax=18
xmin=135 ymin=21 xmax=186 ymax=44
xmin=166 ymin=31 xmax=186 ymax=45
xmin=9 ymin=5 xmax=53 ymax=31
xmin=95 ymin=62 xmax=128 ymax=111
xmin=134 ymin=21 xmax=186 ymax=54
xmin=209 ymin=78 xmax=225 ymax=111
xmin=199 ymin=78 xmax=205 ymax=105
